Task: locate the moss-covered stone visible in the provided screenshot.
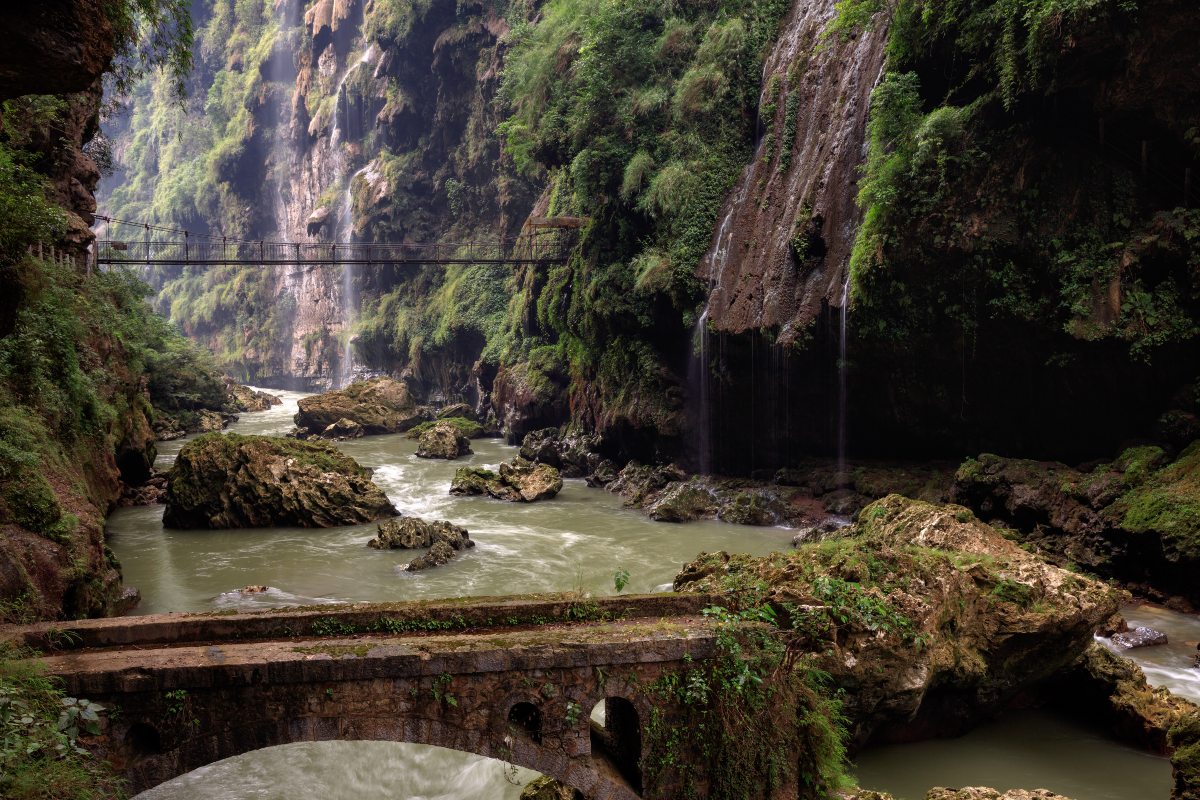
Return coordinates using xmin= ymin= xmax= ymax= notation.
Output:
xmin=415 ymin=421 xmax=473 ymax=460
xmin=675 ymin=495 xmax=1119 ymax=745
xmin=295 ymin=378 xmax=426 ymax=437
xmin=163 ymin=433 xmax=397 ymax=529
xmin=450 ymin=459 xmax=562 ymax=503
xmin=407 ymin=417 xmax=485 ymax=440
xmin=954 ymin=443 xmax=1200 ymax=603
xmin=1170 ymin=712 xmax=1200 ymax=800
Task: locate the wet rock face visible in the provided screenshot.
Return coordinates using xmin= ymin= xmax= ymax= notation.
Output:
xmin=416 ymin=421 xmax=472 ymax=460
xmin=368 ymin=516 xmax=472 ymax=552
xmin=450 ymin=459 xmax=563 ymax=503
xmin=295 ymin=378 xmax=426 ymax=436
xmin=952 ymin=444 xmax=1200 ymax=604
xmin=519 ymin=428 xmax=602 ymax=478
xmin=0 ymin=1 xmax=115 ymax=100
xmin=1112 ymin=626 xmax=1170 ymax=649
xmin=1055 ymin=643 xmax=1195 ymax=754
xmin=675 ymin=495 xmax=1119 ymax=746
xmin=700 ymin=0 xmax=888 ymax=342
xmin=163 ymin=433 xmax=397 ymax=529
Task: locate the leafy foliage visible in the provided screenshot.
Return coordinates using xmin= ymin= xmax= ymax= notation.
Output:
xmin=0 ymin=647 xmax=126 ymax=800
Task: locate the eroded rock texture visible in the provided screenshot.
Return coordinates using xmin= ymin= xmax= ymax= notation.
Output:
xmin=163 ymin=433 xmax=396 ymax=529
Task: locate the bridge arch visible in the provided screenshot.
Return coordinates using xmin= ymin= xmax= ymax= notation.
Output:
xmin=107 ymin=677 xmax=643 ymax=800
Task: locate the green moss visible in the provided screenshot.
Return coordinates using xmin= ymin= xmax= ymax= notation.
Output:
xmin=406 ymin=417 xmax=485 ymax=439
xmin=1114 ymin=442 xmax=1200 ymax=561
xmin=1169 ymin=712 xmax=1200 ymax=800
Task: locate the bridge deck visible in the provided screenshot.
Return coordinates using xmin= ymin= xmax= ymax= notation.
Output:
xmin=38 ymin=616 xmax=717 ymax=696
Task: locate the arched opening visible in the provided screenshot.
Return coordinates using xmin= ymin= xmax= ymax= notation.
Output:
xmin=125 ymin=722 xmax=163 ymax=757
xmin=507 ymin=701 xmax=543 ymax=744
xmin=589 ymin=697 xmax=642 ymax=795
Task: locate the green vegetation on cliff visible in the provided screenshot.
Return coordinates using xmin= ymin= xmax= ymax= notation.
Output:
xmin=840 ymin=0 xmax=1198 ymax=361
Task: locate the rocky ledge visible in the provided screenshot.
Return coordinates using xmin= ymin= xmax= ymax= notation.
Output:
xmin=415 ymin=421 xmax=473 ymax=460
xmin=675 ymin=495 xmax=1120 ymax=746
xmin=450 ymin=459 xmax=563 ymax=502
xmin=225 ymin=380 xmax=282 ymax=412
xmin=162 ymin=433 xmax=397 ymax=529
xmin=294 ymin=377 xmax=428 ymax=437
xmin=953 ymin=442 xmax=1200 ymax=605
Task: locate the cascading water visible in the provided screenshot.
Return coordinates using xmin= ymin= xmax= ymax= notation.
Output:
xmin=328 ymin=45 xmax=376 ymax=388
xmin=836 ymin=273 xmax=851 ymax=484
xmin=690 ymin=183 xmax=750 ymax=474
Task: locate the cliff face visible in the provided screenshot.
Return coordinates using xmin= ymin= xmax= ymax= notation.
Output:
xmin=101 ymin=0 xmax=538 ymax=390
xmin=102 ymin=0 xmax=1199 ymax=472
xmin=702 ymin=0 xmax=887 ymax=342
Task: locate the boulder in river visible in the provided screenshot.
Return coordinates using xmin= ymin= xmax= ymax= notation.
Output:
xmin=450 ymin=458 xmax=562 ymax=503
xmin=368 ymin=516 xmax=474 ymax=552
xmin=675 ymin=495 xmax=1120 ymax=746
xmin=1111 ymin=626 xmax=1170 ymax=649
xmin=406 ymin=541 xmax=458 ymax=572
xmin=416 ymin=421 xmax=473 ymax=460
xmin=294 ymin=377 xmax=428 ymax=437
xmin=225 ymin=380 xmax=282 ymax=412
xmin=163 ymin=433 xmax=397 ymax=529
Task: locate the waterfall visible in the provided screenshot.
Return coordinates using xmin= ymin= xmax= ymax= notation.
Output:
xmin=688 ymin=308 xmax=713 ymax=474
xmin=836 ymin=273 xmax=851 ymax=484
xmin=329 ymin=45 xmax=376 ymax=389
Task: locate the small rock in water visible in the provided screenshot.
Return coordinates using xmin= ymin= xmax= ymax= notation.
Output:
xmin=1111 ymin=625 xmax=1169 ymax=649
xmin=406 ymin=540 xmax=458 ymax=572
xmin=369 ymin=516 xmax=473 ymax=551
xmin=240 ymin=585 xmax=269 ymax=594
xmin=321 ymin=418 xmax=365 ymax=440
xmin=415 ymin=421 xmax=472 ymax=459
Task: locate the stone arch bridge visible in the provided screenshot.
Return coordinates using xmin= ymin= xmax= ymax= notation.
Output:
xmin=4 ymin=593 xmax=766 ymax=800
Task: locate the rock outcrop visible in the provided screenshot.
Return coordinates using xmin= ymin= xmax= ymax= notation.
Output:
xmin=953 ymin=444 xmax=1200 ymax=604
xmin=163 ymin=433 xmax=397 ymax=529
xmin=416 ymin=421 xmax=472 ymax=460
xmin=519 ymin=428 xmax=602 ymax=478
xmin=368 ymin=516 xmax=473 ymax=552
xmin=0 ymin=1 xmax=115 ymax=101
xmin=294 ymin=378 xmax=427 ymax=437
xmin=225 ymin=381 xmax=282 ymax=412
xmin=675 ymin=495 xmax=1119 ymax=746
xmin=450 ymin=459 xmax=562 ymax=503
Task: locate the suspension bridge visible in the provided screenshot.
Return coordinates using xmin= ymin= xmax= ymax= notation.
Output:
xmin=90 ymin=215 xmax=583 ymax=270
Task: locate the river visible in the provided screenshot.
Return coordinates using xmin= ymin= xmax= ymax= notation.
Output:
xmin=109 ymin=392 xmax=1191 ymax=799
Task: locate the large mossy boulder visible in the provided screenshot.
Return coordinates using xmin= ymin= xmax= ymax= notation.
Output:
xmin=163 ymin=433 xmax=397 ymax=529
xmin=450 ymin=458 xmax=563 ymax=502
xmin=416 ymin=421 xmax=472 ymax=460
xmin=674 ymin=495 xmax=1119 ymax=746
xmin=294 ymin=377 xmax=427 ymax=437
xmin=953 ymin=443 xmax=1200 ymax=603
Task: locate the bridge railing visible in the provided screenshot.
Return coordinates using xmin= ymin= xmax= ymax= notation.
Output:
xmin=95 ymin=235 xmax=571 ymax=267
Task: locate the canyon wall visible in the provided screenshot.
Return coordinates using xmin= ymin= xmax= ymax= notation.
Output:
xmin=102 ymin=0 xmax=1200 ymax=472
